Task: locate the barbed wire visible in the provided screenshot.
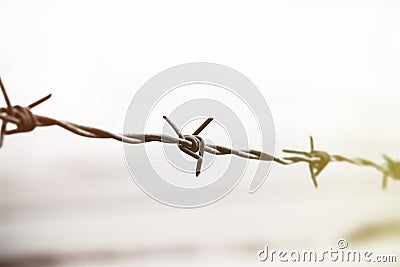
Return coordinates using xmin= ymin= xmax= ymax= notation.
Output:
xmin=0 ymin=77 xmax=399 ymax=189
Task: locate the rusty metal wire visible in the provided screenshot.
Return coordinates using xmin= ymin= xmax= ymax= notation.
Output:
xmin=1 ymin=77 xmax=399 ymax=189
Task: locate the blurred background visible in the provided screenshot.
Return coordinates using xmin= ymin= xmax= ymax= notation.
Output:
xmin=1 ymin=0 xmax=400 ymax=266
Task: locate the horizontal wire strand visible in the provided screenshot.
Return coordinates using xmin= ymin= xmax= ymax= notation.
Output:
xmin=0 ymin=77 xmax=399 ymax=188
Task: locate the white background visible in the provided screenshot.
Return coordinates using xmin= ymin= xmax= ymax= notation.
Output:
xmin=1 ymin=0 xmax=400 ymax=266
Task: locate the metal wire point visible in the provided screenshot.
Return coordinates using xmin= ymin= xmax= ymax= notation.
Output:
xmin=163 ymin=115 xmax=211 ymax=176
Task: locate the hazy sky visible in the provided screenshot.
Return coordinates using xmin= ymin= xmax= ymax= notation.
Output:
xmin=1 ymin=0 xmax=399 ymax=154
xmin=1 ymin=0 xmax=400 ymax=201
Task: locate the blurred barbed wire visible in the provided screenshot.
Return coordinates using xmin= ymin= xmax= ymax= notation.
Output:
xmin=1 ymin=77 xmax=399 ymax=188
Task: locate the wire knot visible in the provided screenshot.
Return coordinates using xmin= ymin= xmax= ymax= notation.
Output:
xmin=283 ymin=136 xmax=330 ymax=188
xmin=181 ymin=135 xmax=200 ymax=152
xmin=0 ymin=77 xmax=52 ymax=147
xmin=5 ymin=105 xmax=37 ymax=134
xmin=163 ymin=116 xmax=213 ymax=177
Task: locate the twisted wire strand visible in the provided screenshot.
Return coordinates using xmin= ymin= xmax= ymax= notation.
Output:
xmin=0 ymin=78 xmax=288 ymax=177
xmin=0 ymin=77 xmax=399 ymax=188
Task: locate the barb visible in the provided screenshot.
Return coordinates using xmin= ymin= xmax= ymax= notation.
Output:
xmin=283 ymin=136 xmax=330 ymax=188
xmin=0 ymin=77 xmax=399 ymax=189
xmin=283 ymin=136 xmax=400 ymax=189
